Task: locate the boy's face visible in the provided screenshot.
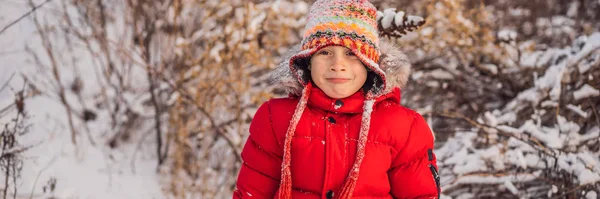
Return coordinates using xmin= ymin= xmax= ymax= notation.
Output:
xmin=309 ymin=46 xmax=367 ymax=99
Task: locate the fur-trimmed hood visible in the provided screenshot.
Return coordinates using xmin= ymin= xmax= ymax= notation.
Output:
xmin=269 ymin=39 xmax=412 ymax=98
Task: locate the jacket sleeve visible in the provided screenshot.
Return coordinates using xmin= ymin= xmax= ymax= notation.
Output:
xmin=233 ymin=101 xmax=282 ymax=198
xmin=389 ymin=113 xmax=440 ymax=199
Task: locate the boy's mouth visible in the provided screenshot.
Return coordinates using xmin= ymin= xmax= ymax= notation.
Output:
xmin=325 ymin=78 xmax=351 ymax=83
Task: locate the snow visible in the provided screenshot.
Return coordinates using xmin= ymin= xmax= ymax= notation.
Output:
xmin=519 ymin=51 xmax=544 ymax=68
xmin=293 ymin=1 xmax=309 ymax=14
xmin=541 ymin=100 xmax=558 ymax=107
xmin=428 ymin=69 xmax=454 ymax=80
xmin=420 ymin=27 xmax=434 ymax=37
xmin=587 ymin=191 xmax=598 ymax=199
xmin=495 ymin=112 xmax=516 ymax=125
xmin=538 ymin=63 xmax=567 ymax=101
xmin=505 ymin=149 xmax=528 ymax=169
xmin=480 ymin=64 xmax=498 ymax=75
xmin=579 ymin=169 xmax=600 ymax=184
xmin=567 ymin=1 xmax=579 ymax=17
xmin=566 ymin=104 xmax=588 ymax=118
xmin=210 ymin=43 xmax=225 ymax=63
xmin=524 ymin=153 xmax=542 ymax=168
xmin=13 ymin=91 xmax=163 ymax=199
xmin=444 ymin=173 xmax=538 ymax=191
xmin=0 ymin=2 xmax=165 ymax=198
xmin=455 ymin=11 xmax=474 ymax=29
xmin=477 ymin=145 xmax=500 ymax=160
xmin=508 ymin=8 xmax=531 ymax=17
xmin=423 ymin=8 xmax=600 ymax=194
xmin=556 ymin=115 xmax=581 ymax=134
xmin=446 ymin=150 xmax=488 ymax=175
xmin=555 ymin=153 xmax=600 ymax=185
xmin=505 ymin=88 xmax=542 ymax=111
xmin=569 ymin=32 xmax=600 ymax=66
xmin=578 ymin=152 xmax=599 ymax=171
xmin=497 ymin=125 xmax=520 ymax=134
xmin=573 ymin=84 xmax=600 ymax=100
xmin=411 ymin=71 xmax=424 ymax=80
xmin=520 ymin=120 xmax=564 ymax=148
xmin=436 ymin=132 xmax=477 ymax=160
xmin=503 ymin=180 xmax=518 ymax=195
xmin=551 ymin=16 xmax=576 ymax=27
xmin=216 ymin=5 xmax=233 ymax=17
xmin=483 ymin=111 xmax=498 ymax=126
xmin=498 ymin=29 xmax=517 ymax=42
xmin=455 ymin=193 xmax=474 ymax=199
xmin=334 ymin=104 xmax=341 ymax=110
xmin=406 ymin=15 xmax=424 ymax=26
xmin=175 ymin=37 xmax=189 ymax=47
xmin=507 ymin=32 xmax=600 ymax=114
xmin=363 ymin=99 xmax=375 ymax=116
xmin=580 ymin=127 xmax=600 ymax=142
xmin=578 ymin=53 xmax=599 ymax=73
xmin=248 ymin=12 xmax=267 ymax=37
xmin=381 ymin=8 xmax=396 ymax=30
xmin=394 ymin=11 xmax=406 ymax=27
xmin=537 ymin=49 xmax=558 ymax=67
xmin=1 ymin=144 xmax=36 ymax=156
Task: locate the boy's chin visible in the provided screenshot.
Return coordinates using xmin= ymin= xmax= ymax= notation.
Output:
xmin=323 ymin=88 xmax=358 ymax=99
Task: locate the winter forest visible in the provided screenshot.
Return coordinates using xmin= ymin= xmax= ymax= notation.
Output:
xmin=1 ymin=0 xmax=599 ymax=198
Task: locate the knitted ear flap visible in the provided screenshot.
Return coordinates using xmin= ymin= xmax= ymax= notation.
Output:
xmin=338 ymin=98 xmax=376 ymax=199
xmin=277 ymin=83 xmax=313 ymax=199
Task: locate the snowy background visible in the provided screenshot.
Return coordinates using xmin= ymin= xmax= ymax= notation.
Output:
xmin=1 ymin=0 xmax=599 ymax=198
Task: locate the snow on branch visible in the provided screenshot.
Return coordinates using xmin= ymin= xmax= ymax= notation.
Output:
xmin=377 ymin=8 xmax=425 ymax=38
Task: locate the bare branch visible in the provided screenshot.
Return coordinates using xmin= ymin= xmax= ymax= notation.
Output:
xmin=0 ymin=0 xmax=53 ymax=36
xmin=27 ymin=0 xmax=79 ymax=145
xmin=0 ymin=73 xmax=15 ymax=94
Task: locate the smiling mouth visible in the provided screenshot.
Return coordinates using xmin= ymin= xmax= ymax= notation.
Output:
xmin=326 ymin=78 xmax=351 ymax=83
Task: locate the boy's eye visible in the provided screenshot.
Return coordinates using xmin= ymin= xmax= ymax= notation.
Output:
xmin=346 ymin=51 xmax=356 ymax=56
xmin=318 ymin=50 xmax=331 ymax=55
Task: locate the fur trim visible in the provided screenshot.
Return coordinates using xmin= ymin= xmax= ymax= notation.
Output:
xmin=270 ymin=39 xmax=412 ymax=97
xmin=269 ymin=44 xmax=304 ymax=97
xmin=377 ymin=40 xmax=412 ymax=95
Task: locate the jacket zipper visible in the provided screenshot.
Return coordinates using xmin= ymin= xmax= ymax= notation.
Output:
xmin=428 ymin=149 xmax=440 ymax=198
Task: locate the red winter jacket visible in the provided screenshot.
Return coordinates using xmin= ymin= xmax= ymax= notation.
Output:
xmin=234 ymin=41 xmax=440 ymax=199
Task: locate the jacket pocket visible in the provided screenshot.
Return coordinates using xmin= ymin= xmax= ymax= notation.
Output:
xmin=428 ymin=149 xmax=440 ymax=198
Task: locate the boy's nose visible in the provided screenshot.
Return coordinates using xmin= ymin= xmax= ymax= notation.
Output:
xmin=330 ymin=56 xmax=347 ymax=72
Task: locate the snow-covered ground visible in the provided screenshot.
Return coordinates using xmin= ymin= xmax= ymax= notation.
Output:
xmin=1 ymin=1 xmax=165 ymax=198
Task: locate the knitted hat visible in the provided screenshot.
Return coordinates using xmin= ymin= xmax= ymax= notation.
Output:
xmin=288 ymin=0 xmax=387 ymax=95
xmin=278 ymin=1 xmax=384 ymax=198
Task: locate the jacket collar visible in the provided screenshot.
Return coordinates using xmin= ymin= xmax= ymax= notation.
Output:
xmin=306 ymin=82 xmax=401 ymax=114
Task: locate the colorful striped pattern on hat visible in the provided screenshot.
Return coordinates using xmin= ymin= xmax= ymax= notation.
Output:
xmin=302 ymin=0 xmax=380 ymax=64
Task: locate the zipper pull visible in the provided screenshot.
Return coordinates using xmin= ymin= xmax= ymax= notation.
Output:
xmin=428 ymin=149 xmax=434 ymax=161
